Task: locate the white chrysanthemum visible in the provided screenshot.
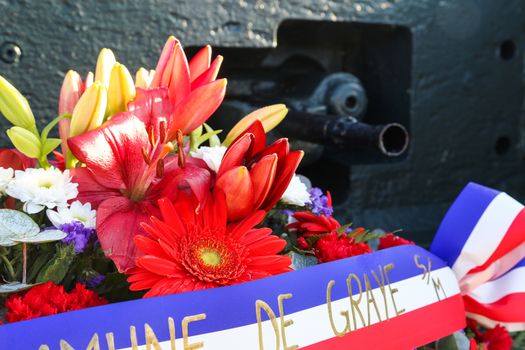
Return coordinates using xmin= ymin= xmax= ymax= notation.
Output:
xmin=281 ymin=174 xmax=311 ymax=206
xmin=190 ymin=146 xmax=227 ymax=173
xmin=0 ymin=167 xmax=14 ymax=194
xmin=46 ymin=200 xmax=96 ymax=228
xmin=6 ymin=168 xmax=79 ymax=214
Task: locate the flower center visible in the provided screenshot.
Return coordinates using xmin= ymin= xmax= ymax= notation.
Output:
xmin=180 ymin=233 xmax=248 ymax=286
xmin=39 ymin=181 xmax=53 ymax=189
xmin=199 ymin=248 xmax=222 ymax=267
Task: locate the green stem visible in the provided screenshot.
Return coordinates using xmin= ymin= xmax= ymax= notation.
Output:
xmin=41 ymin=113 xmax=70 ymax=141
xmin=38 ymin=155 xmax=51 ymax=169
xmin=65 ymin=151 xmax=78 ymax=169
xmin=0 ymin=255 xmax=15 ymax=280
xmin=189 ymin=131 xmax=199 ymax=152
xmin=38 ymin=113 xmax=70 ymax=169
xmin=22 ymin=243 xmax=27 ymax=284
xmin=28 ymin=123 xmax=40 ymax=137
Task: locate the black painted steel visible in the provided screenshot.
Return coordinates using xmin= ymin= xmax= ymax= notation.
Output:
xmin=0 ymin=0 xmax=523 ymax=244
xmin=278 ymin=112 xmax=409 ymax=157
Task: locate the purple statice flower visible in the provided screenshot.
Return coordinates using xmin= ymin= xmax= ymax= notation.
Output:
xmin=281 ymin=209 xmax=294 ymax=217
xmin=308 ymin=187 xmax=333 ymax=217
xmin=85 ymin=274 xmax=105 ymax=288
xmin=59 ymin=221 xmax=96 ymax=253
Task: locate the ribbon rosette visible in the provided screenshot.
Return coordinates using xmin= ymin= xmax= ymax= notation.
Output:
xmin=431 ymin=182 xmax=525 ymax=331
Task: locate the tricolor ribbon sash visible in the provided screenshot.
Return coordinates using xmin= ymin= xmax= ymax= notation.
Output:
xmin=0 ymin=245 xmax=464 ymax=350
xmin=431 ymin=182 xmax=525 ymax=331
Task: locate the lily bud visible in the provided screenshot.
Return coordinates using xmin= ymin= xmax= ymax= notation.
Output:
xmin=94 ymin=48 xmax=116 ymax=88
xmin=107 ymin=63 xmax=136 ymax=116
xmin=6 ymin=126 xmax=41 ymax=159
xmin=59 ymin=70 xmax=85 ymax=115
xmin=85 ymin=71 xmax=94 ymax=89
xmin=135 ymin=67 xmax=155 ymax=89
xmin=150 ymin=36 xmax=179 ymax=88
xmin=223 ymin=104 xmax=288 ymax=146
xmin=0 ymin=75 xmax=37 ymax=133
xmin=69 ymin=81 xmax=107 ymax=137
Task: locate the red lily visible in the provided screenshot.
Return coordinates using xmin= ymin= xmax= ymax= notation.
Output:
xmin=215 ymin=120 xmax=303 ymax=221
xmin=68 ymin=89 xmax=212 ymax=272
xmin=0 ymin=148 xmax=35 ymax=170
xmin=150 ymin=36 xmax=226 ymax=138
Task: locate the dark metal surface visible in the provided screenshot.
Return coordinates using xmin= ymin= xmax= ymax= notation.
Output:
xmin=276 ymin=112 xmax=409 ymax=157
xmin=0 ymin=0 xmax=524 ymax=245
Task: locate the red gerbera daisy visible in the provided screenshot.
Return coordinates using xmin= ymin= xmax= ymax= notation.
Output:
xmin=127 ymin=192 xmax=292 ymax=297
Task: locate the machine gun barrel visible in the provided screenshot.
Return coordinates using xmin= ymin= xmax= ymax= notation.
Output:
xmin=280 ymin=111 xmax=409 ymax=157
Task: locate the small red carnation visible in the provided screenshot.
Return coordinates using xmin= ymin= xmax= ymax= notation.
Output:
xmin=378 ymin=233 xmax=415 ymax=250
xmin=467 ymin=319 xmax=512 ymax=350
xmin=287 ymin=212 xmax=341 ymax=250
xmin=480 ymin=325 xmax=512 ymax=350
xmin=4 ymin=282 xmax=107 ymax=323
xmin=314 ymin=232 xmax=372 ymax=263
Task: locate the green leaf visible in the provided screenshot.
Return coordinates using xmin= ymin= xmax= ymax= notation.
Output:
xmin=27 ymin=247 xmax=56 ymax=282
xmin=0 ymin=282 xmax=39 ymax=294
xmin=512 ymin=332 xmax=525 ymax=350
xmin=94 ymin=272 xmax=144 ymax=302
xmin=13 ymin=229 xmax=66 ymax=244
xmin=305 ymin=233 xmax=327 ymax=248
xmin=36 ymin=244 xmax=76 ymax=284
xmin=353 ymin=229 xmax=386 ymax=244
xmin=203 ymin=123 xmax=221 ymax=146
xmin=0 ymin=209 xmax=39 ymax=246
xmin=189 ymin=125 xmax=204 ymax=151
xmin=435 ymin=332 xmax=471 ymax=350
xmin=196 ymin=129 xmax=223 ymax=147
xmin=41 ymin=138 xmax=62 ymax=156
xmin=335 ymin=223 xmax=353 ymax=234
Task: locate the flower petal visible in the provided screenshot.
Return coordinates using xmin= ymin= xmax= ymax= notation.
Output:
xmin=217 ymin=133 xmax=252 ymax=178
xmin=188 ymin=45 xmax=211 ymax=81
xmin=128 ymin=87 xmax=172 ymax=140
xmin=136 ymin=255 xmax=181 ymax=276
xmin=71 ymin=167 xmax=120 ymax=208
xmin=215 ymin=166 xmax=254 ymax=221
xmin=262 ymin=150 xmax=304 ymax=211
xmin=168 ymin=78 xmax=227 ymax=137
xmin=246 ymin=235 xmax=287 ymax=256
xmin=157 ymin=162 xmax=212 ymax=205
xmin=151 ymin=36 xmax=179 ymax=88
xmin=235 ymin=120 xmax=267 ymax=158
xmin=96 ymin=196 xmax=156 ymax=272
xmin=168 ymin=43 xmax=191 ymax=107
xmin=229 ymin=211 xmax=267 ymax=240
xmin=248 ymin=255 xmax=292 ymax=274
xmin=191 ymin=55 xmax=223 ymax=90
xmin=249 ymin=154 xmax=277 ymax=209
xmin=68 ymin=114 xmax=150 ymax=192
